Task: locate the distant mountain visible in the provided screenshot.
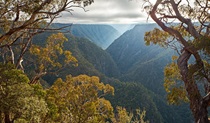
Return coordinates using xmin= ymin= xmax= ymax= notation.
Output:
xmin=110 ymin=24 xmax=135 ymax=35
xmin=107 ymin=24 xmax=159 ymax=72
xmin=61 ymin=33 xmax=192 ymax=123
xmin=106 ymin=24 xmax=173 ymax=95
xmin=60 ymin=34 xmax=169 ymax=123
xmin=31 ymin=23 xmax=192 ymax=123
xmin=32 ymin=31 xmax=120 ymax=80
xmin=52 ymin=23 xmax=121 ymax=49
xmin=107 ymin=24 xmax=192 ymax=122
xmin=62 ymin=35 xmax=121 ymax=78
xmin=32 ymin=31 xmax=166 ymax=122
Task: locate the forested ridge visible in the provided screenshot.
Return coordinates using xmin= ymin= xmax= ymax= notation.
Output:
xmin=32 ymin=27 xmax=163 ymax=122
xmin=0 ymin=21 xmax=192 ymax=122
xmin=30 ymin=23 xmax=193 ymax=123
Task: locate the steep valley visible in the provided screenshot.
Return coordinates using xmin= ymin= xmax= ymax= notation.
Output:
xmin=32 ymin=23 xmax=192 ymax=123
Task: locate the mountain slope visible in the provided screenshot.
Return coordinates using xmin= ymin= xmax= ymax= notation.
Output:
xmin=63 ymin=35 xmax=121 ymax=78
xmin=31 ymin=24 xmax=192 ymax=123
xmin=107 ymin=23 xmax=192 ymax=122
xmin=107 ymin=24 xmax=163 ymax=73
xmin=107 ymin=24 xmax=173 ymax=94
xmin=32 ymin=31 xmax=165 ymax=122
xmin=62 ymin=35 xmax=167 ymax=123
xmin=32 ymin=31 xmax=120 ymax=79
xmin=53 ymin=23 xmax=121 ymax=49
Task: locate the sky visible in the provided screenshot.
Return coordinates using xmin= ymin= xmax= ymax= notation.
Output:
xmin=56 ymin=0 xmax=154 ymax=24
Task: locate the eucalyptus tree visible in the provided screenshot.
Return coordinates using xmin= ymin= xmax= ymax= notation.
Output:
xmin=0 ymin=63 xmax=48 ymax=123
xmin=0 ymin=0 xmax=93 ymax=81
xmin=45 ymin=75 xmax=114 ymax=123
xmin=0 ymin=0 xmax=94 ymax=122
xmin=144 ymin=0 xmax=210 ymax=122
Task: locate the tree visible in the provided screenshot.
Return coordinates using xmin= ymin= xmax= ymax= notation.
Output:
xmin=144 ymin=0 xmax=210 ymax=122
xmin=45 ymin=74 xmax=114 ymax=123
xmin=0 ymin=63 xmax=48 ymax=123
xmin=28 ymin=32 xmax=78 ymax=84
xmin=112 ymin=106 xmax=148 ymax=123
xmin=0 ymin=0 xmax=96 ymax=122
xmin=0 ymin=0 xmax=93 ymax=80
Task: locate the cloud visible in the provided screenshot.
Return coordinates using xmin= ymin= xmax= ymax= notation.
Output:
xmin=55 ymin=0 xmax=149 ymax=24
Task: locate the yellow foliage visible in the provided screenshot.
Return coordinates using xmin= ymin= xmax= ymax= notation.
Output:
xmin=45 ymin=74 xmax=114 ymax=123
xmin=144 ymin=25 xmax=192 ymax=48
xmin=164 ymin=57 xmax=188 ymax=105
xmin=172 ymin=55 xmax=178 ymax=61
xmin=29 ymin=33 xmax=78 ymax=77
xmin=144 ymin=28 xmax=169 ymax=47
xmin=112 ymin=106 xmax=148 ymax=123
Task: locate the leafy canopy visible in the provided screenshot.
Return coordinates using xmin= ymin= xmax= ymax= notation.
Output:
xmin=0 ymin=63 xmax=48 ymax=122
xmin=45 ymin=74 xmax=114 ymax=123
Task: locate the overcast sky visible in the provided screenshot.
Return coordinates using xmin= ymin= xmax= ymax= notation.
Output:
xmin=55 ymin=0 xmax=153 ymax=24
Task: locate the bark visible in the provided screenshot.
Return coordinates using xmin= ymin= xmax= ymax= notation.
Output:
xmin=29 ymin=72 xmax=47 ymax=84
xmin=15 ymin=36 xmax=33 ymax=71
xmin=8 ymin=46 xmax=14 ymax=64
xmin=178 ymin=50 xmax=209 ymax=123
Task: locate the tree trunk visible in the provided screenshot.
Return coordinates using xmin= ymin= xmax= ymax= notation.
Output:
xmin=4 ymin=112 xmax=12 ymax=123
xmin=196 ymin=104 xmax=209 ymax=123
xmin=178 ymin=50 xmax=209 ymax=123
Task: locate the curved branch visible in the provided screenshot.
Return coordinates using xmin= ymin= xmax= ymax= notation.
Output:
xmin=150 ymin=0 xmax=190 ymax=48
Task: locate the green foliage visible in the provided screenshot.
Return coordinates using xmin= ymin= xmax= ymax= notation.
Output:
xmin=105 ymin=80 xmax=163 ymax=123
xmin=144 ymin=25 xmax=196 ymax=105
xmin=144 ymin=0 xmax=210 ymax=121
xmin=0 ymin=63 xmax=48 ymax=122
xmin=0 ymin=62 xmax=149 ymax=123
xmin=132 ymin=108 xmax=148 ymax=123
